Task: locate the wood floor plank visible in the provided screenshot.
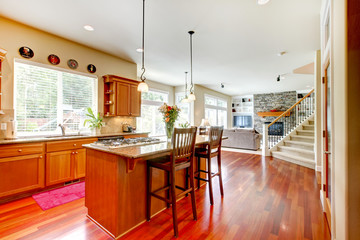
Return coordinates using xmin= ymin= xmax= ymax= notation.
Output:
xmin=0 ymin=151 xmax=330 ymax=239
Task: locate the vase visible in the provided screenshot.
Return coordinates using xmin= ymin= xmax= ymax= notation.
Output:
xmin=165 ymin=122 xmax=174 ymax=141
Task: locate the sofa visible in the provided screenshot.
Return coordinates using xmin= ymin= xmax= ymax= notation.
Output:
xmin=222 ymin=129 xmax=261 ymax=150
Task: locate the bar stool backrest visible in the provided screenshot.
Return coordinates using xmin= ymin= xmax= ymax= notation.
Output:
xmin=209 ymin=126 xmax=224 ymax=151
xmin=172 ymin=127 xmax=198 ymax=165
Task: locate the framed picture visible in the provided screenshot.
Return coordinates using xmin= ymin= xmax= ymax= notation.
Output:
xmin=19 ymin=46 xmax=34 ymax=59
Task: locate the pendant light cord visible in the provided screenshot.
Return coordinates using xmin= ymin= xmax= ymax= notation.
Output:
xmin=140 ymin=0 xmax=146 ymax=82
xmin=184 ymin=71 xmax=188 ymax=97
xmin=189 ymin=31 xmax=194 ymax=93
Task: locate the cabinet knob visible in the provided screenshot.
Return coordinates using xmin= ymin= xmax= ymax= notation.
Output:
xmin=72 ymin=152 xmax=75 ymax=155
xmin=73 ymin=144 xmax=77 ymax=147
xmin=18 ymin=149 xmax=22 ymax=152
xmin=39 ymin=156 xmax=43 ymax=159
xmin=75 ymin=151 xmax=78 ymax=154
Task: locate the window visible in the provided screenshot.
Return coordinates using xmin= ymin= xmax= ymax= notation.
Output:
xmin=14 ymin=60 xmax=98 ymax=136
xmin=136 ymin=89 xmax=169 ymax=137
xmin=204 ymin=95 xmax=228 ymax=128
xmin=175 ymin=92 xmax=191 ymax=126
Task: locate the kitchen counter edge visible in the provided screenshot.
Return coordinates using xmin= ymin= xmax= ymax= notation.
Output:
xmin=0 ymin=132 xmax=150 ymax=145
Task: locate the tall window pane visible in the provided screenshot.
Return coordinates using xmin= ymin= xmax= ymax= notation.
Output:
xmin=175 ymin=93 xmax=191 ymax=126
xmin=14 ymin=61 xmax=97 ymax=136
xmin=136 ymin=89 xmax=169 ymax=137
xmin=204 ymin=94 xmax=228 ymax=128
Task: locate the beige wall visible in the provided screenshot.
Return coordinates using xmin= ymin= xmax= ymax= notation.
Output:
xmin=146 ymin=79 xmax=175 ymax=105
xmin=0 ymin=17 xmax=137 ymax=114
xmin=193 ymin=84 xmax=232 ymax=127
xmin=314 ymin=50 xmax=322 ymax=171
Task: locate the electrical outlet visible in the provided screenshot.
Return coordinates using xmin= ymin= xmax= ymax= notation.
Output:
xmin=0 ymin=123 xmax=7 ymax=130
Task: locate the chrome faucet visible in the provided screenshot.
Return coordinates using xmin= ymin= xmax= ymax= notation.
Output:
xmin=58 ymin=124 xmax=66 ymax=136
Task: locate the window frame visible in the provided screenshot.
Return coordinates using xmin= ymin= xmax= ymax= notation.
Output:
xmin=204 ymin=94 xmax=228 ymax=127
xmin=13 ymin=58 xmax=98 ymax=137
xmin=136 ymin=88 xmax=170 ymax=137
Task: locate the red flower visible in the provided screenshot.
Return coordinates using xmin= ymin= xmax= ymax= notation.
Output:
xmin=167 ymin=106 xmax=172 ymax=111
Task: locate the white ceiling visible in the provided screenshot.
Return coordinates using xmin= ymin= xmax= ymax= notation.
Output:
xmin=0 ymin=0 xmax=321 ymax=96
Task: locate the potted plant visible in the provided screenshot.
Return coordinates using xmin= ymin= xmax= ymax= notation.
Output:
xmin=84 ymin=107 xmax=104 ymax=135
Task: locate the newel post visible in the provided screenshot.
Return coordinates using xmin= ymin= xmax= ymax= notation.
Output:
xmin=262 ymin=124 xmax=270 ymax=156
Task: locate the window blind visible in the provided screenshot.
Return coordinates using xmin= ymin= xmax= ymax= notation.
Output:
xmin=14 ymin=61 xmax=97 ymax=136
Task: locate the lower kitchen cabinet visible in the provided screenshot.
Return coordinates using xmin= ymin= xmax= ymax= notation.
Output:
xmin=0 ymin=150 xmax=45 ymax=198
xmin=45 ymin=138 xmax=97 ymax=186
xmin=46 ymin=150 xmax=73 ymax=186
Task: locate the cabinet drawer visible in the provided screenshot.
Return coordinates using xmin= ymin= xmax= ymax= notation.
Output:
xmin=46 ymin=138 xmax=97 ymax=152
xmin=0 ymin=143 xmax=44 ymax=158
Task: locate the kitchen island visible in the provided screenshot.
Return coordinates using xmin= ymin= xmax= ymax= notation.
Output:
xmin=83 ymin=135 xmax=224 ymax=239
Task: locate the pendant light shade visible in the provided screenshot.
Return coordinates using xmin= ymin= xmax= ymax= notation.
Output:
xmin=138 ymin=0 xmax=149 ymax=92
xmin=181 ymin=71 xmax=189 ymax=103
xmin=188 ymin=31 xmax=196 ymax=102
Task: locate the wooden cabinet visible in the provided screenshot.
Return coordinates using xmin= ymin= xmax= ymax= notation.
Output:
xmin=0 ymin=143 xmax=45 ymax=198
xmin=103 ymin=75 xmax=141 ymax=117
xmin=0 ymin=48 xmax=7 ymax=113
xmin=46 ymin=138 xmax=97 ymax=186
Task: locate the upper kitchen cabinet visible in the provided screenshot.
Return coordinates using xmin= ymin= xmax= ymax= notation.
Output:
xmin=0 ymin=47 xmax=7 ymax=114
xmin=103 ymin=75 xmax=141 ymax=117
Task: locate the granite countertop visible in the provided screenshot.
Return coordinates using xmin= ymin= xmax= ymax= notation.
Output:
xmin=0 ymin=132 xmax=150 ymax=145
xmin=83 ymin=135 xmax=227 ymax=159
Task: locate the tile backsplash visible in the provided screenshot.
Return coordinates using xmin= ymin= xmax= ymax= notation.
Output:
xmin=101 ymin=116 xmax=136 ymax=133
xmin=0 ymin=109 xmax=15 ymax=139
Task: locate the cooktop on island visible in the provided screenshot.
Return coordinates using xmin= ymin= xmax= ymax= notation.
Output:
xmin=91 ymin=136 xmax=163 ymax=149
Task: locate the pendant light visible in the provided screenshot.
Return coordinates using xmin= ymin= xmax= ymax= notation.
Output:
xmin=187 ymin=31 xmax=196 ymax=101
xmin=181 ymin=72 xmax=190 ymax=103
xmin=137 ymin=0 xmax=149 ymax=92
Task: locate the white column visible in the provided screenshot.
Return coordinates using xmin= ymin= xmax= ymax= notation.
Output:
xmin=262 ymin=123 xmax=270 ymax=156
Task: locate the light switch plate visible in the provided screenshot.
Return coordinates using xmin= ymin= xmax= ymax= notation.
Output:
xmin=0 ymin=123 xmax=6 ymax=130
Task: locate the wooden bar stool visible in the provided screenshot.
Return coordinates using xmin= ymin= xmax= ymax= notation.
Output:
xmin=194 ymin=126 xmax=224 ymax=205
xmin=146 ymin=127 xmax=198 ymax=238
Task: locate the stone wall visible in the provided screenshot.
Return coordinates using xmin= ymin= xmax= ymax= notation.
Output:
xmin=253 ymin=91 xmax=297 ymax=133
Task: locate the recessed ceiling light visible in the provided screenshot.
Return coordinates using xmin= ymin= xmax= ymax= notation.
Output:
xmin=257 ymin=0 xmax=270 ymax=5
xmin=83 ymin=25 xmax=94 ymax=31
xmin=306 ymin=85 xmax=311 ymax=88
xmin=136 ymin=48 xmax=143 ymax=53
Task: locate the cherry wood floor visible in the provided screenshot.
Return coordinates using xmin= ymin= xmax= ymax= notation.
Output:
xmin=0 ymin=151 xmax=331 ymax=240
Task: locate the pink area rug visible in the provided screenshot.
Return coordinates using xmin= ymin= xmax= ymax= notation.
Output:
xmin=32 ymin=182 xmax=85 ymax=210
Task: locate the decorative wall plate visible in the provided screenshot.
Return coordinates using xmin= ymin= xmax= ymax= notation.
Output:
xmin=48 ymin=54 xmax=60 ymax=65
xmin=19 ymin=46 xmax=34 ymax=59
xmin=67 ymin=59 xmax=78 ymax=69
xmin=87 ymin=64 xmax=96 ymax=73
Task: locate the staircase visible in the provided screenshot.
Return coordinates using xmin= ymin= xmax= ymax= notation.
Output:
xmin=271 ymin=117 xmax=315 ymax=169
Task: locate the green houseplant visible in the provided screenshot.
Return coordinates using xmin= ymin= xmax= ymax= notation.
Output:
xmin=84 ymin=107 xmax=104 ymax=134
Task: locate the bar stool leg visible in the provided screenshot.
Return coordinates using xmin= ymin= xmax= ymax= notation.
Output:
xmin=185 ymin=168 xmax=189 ymax=197
xmin=146 ymin=165 xmax=152 ymax=221
xmin=217 ymin=153 xmax=224 ymax=196
xmin=189 ymin=159 xmax=197 ymax=220
xmin=170 ymin=170 xmax=179 ymax=237
xmin=197 ymin=156 xmax=201 ymax=189
xmin=207 ymin=156 xmax=214 ymax=205
xmin=166 ymin=171 xmax=170 ymax=208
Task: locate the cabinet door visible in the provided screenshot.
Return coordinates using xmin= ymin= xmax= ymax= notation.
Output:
xmin=46 ymin=150 xmax=73 ymax=186
xmin=74 ymin=148 xmax=86 ymax=179
xmin=130 ymin=84 xmax=141 ymax=117
xmin=0 ymin=154 xmax=44 ymax=197
xmin=116 ymin=82 xmax=130 ymax=116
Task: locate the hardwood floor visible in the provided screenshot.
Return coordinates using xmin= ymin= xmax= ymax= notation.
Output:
xmin=0 ymin=151 xmax=330 ymax=240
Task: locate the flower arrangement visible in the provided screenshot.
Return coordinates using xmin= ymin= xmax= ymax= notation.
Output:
xmin=158 ymin=103 xmax=181 ymax=139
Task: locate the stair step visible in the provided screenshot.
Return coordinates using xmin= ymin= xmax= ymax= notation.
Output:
xmin=308 ymin=120 xmax=315 ymax=125
xmin=278 ymin=146 xmax=314 ymax=160
xmin=290 ymin=135 xmax=314 ymax=143
xmin=284 ymin=140 xmax=314 ymax=151
xmin=302 ymin=124 xmax=314 ymax=130
xmin=296 ymin=129 xmax=314 ymax=136
xmin=271 ymin=151 xmax=315 ymax=169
